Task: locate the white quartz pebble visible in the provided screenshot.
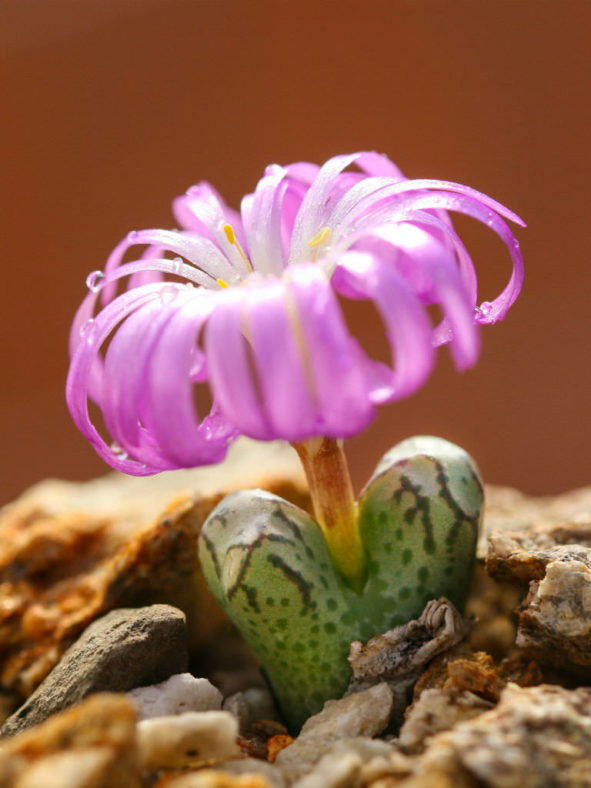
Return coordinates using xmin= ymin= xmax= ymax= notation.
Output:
xmin=137 ymin=711 xmax=239 ymax=770
xmin=128 ymin=673 xmax=222 ymax=720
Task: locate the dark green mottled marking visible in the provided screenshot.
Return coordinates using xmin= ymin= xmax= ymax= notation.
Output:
xmin=324 ymin=622 xmax=336 ymax=634
xmin=266 ymin=553 xmax=313 ymax=607
xmin=242 ymin=585 xmax=259 ymax=612
xmin=227 ymin=532 xmax=295 ymax=601
xmin=327 ymin=598 xmax=338 ymax=610
xmin=399 ymin=586 xmax=411 ymax=600
xmin=418 ymin=565 xmax=429 ymax=583
xmin=199 ymin=531 xmax=222 ymax=580
xmin=402 ymin=548 xmax=413 ymax=565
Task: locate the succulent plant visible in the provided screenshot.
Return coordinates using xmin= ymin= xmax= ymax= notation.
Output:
xmin=199 ymin=436 xmax=482 ymax=730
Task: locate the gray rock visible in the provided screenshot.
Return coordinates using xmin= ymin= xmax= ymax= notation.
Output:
xmin=275 ymin=683 xmax=393 ymax=781
xmin=1 ymin=604 xmax=187 ymax=737
xmin=223 ymin=686 xmax=279 ymax=732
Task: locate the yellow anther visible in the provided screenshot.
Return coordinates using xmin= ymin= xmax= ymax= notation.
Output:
xmin=223 ymin=223 xmax=237 ymax=245
xmin=216 ymin=278 xmax=229 ymax=289
xmin=223 ymin=223 xmax=253 ymax=273
xmin=307 ymin=226 xmax=332 ymax=261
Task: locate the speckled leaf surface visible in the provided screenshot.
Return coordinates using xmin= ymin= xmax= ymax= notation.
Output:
xmin=198 ymin=436 xmax=482 ymax=730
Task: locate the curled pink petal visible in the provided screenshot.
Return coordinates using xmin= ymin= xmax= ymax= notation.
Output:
xmin=68 ymin=151 xmax=524 ymax=472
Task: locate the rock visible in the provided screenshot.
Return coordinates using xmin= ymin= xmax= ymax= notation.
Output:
xmin=465 ymin=563 xmax=521 ymax=661
xmin=481 ymin=483 xmax=591 ymax=559
xmin=292 ymin=739 xmax=401 ymax=788
xmin=347 ymin=599 xmax=470 ymax=727
xmin=413 ymin=651 xmax=505 ymax=704
xmin=275 ymin=683 xmax=393 ymax=780
xmin=517 ymin=559 xmax=591 ymax=674
xmin=163 ymin=770 xmax=276 ymax=787
xmin=2 ymin=605 xmax=187 ymax=737
xmin=12 ymin=749 xmax=119 ymax=788
xmin=486 ymin=514 xmax=591 ymax=675
xmin=166 ymin=758 xmax=287 ymax=787
xmin=405 ymin=683 xmax=591 ymax=787
xmin=129 ymin=673 xmax=222 ymax=720
xmin=223 ymin=687 xmax=280 ymax=733
xmin=0 ymin=693 xmax=138 ymax=788
xmin=398 ymin=688 xmax=493 ymax=753
xmin=136 ymin=710 xmax=239 ymax=770
xmin=0 ymin=439 xmax=308 ymax=701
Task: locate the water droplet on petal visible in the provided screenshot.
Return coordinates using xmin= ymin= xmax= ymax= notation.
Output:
xmin=160 ymin=284 xmax=179 ymax=304
xmin=79 ymin=318 xmax=96 ymax=341
xmin=486 ymin=212 xmax=495 ymax=227
xmin=127 ymin=230 xmax=139 ymax=242
xmin=171 ymin=256 xmax=183 ymax=274
xmin=479 ymin=301 xmax=493 ymax=318
xmin=86 ymin=270 xmax=105 ymax=293
xmin=110 ymin=442 xmax=128 ymax=461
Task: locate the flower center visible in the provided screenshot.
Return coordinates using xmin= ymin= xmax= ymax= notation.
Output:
xmin=307 ymin=226 xmax=332 ymax=261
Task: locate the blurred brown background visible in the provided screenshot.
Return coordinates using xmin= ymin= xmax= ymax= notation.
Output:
xmin=1 ymin=0 xmax=589 ymax=505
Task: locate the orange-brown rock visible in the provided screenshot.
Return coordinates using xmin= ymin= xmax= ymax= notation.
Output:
xmin=0 ymin=693 xmax=139 ymax=788
xmin=0 ymin=440 xmax=308 ymax=700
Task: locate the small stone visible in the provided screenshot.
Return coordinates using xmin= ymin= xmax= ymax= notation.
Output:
xmin=292 ymin=750 xmax=361 ymax=788
xmin=129 ymin=673 xmax=221 ymax=720
xmin=409 ymin=683 xmax=591 ymax=786
xmin=2 ymin=605 xmax=187 ymax=737
xmin=415 ymin=651 xmax=505 ymax=704
xmin=293 ymin=739 xmax=400 ymax=788
xmin=0 ymin=694 xmax=138 ymax=788
xmin=137 ymin=710 xmax=239 ymax=770
xmin=223 ymin=687 xmax=280 ymax=733
xmin=12 ymin=748 xmax=116 ymax=788
xmin=163 ymin=770 xmax=276 ymax=787
xmin=398 ymin=688 xmax=492 ymax=753
xmin=166 ymin=758 xmax=287 ymax=787
xmin=347 ymin=598 xmax=470 ymax=727
xmin=275 ymin=683 xmax=393 ymax=780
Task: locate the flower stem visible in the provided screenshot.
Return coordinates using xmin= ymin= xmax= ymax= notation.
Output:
xmin=292 ymin=437 xmax=366 ymax=591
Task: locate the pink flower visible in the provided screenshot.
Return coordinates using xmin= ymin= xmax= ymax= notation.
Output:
xmin=67 ymin=152 xmax=524 ymax=474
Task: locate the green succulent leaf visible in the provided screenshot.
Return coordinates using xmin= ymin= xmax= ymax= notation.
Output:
xmin=198 ymin=436 xmax=482 ymax=731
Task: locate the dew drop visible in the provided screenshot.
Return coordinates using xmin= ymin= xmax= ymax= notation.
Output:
xmin=79 ymin=318 xmax=96 ymax=341
xmin=127 ymin=230 xmax=139 ymax=242
xmin=86 ymin=270 xmax=105 ymax=293
xmin=479 ymin=301 xmax=493 ymax=317
xmin=159 ymin=284 xmax=179 ymax=304
xmin=110 ymin=442 xmax=128 ymax=461
xmin=486 ymin=212 xmax=495 ymax=227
